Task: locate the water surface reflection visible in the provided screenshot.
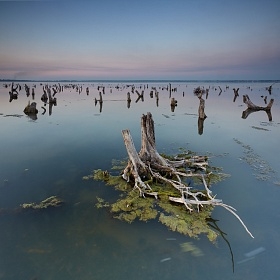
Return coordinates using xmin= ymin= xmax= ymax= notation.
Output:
xmin=0 ymin=80 xmax=280 ymax=280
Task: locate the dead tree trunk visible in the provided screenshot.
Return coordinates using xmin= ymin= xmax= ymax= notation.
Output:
xmin=127 ymin=92 xmax=131 ymax=108
xmin=95 ymin=92 xmax=103 ymax=112
xmin=170 ymin=97 xmax=177 ymax=112
xmin=121 ymin=112 xmax=253 ymax=238
xmin=233 ymin=88 xmax=239 ymax=102
xmin=135 ymin=90 xmax=144 ymax=103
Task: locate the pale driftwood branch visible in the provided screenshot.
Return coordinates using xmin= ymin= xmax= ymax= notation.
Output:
xmin=122 ymin=129 xmax=149 ymax=195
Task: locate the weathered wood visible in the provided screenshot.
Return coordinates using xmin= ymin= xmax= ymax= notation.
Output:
xmin=127 ymin=92 xmax=131 ymax=108
xmin=139 ymin=112 xmax=168 ymax=169
xmin=170 ymin=97 xmax=177 ymax=112
xmin=135 ymin=90 xmax=144 ymax=102
xmin=121 ymin=112 xmax=254 ymax=238
xmin=9 ymin=82 xmax=19 ymax=102
xmin=94 ymin=92 xmax=103 ymax=112
xmin=233 ymin=88 xmax=239 ymax=102
xmin=122 ymin=129 xmax=153 ymax=196
xmin=242 ymin=95 xmax=274 ymax=121
xmin=198 ymin=97 xmax=207 ymax=119
xmin=24 ymin=101 xmax=38 ymax=114
xmin=243 ymin=95 xmax=273 ymax=110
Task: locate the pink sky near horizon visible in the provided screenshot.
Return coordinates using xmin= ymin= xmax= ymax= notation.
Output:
xmin=0 ymin=0 xmax=280 ymax=80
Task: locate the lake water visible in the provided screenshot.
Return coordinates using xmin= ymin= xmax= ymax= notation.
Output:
xmin=0 ymin=80 xmax=280 ymax=280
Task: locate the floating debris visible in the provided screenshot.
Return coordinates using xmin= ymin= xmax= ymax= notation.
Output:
xmin=3 ymin=114 xmax=23 ymax=118
xmin=237 ymin=247 xmax=265 ymax=265
xmin=184 ymin=113 xmax=197 ymax=116
xmin=244 ymin=247 xmax=265 ymax=258
xmin=160 ymin=257 xmax=171 ymax=263
xmin=251 ymin=126 xmax=269 ymax=131
xmin=234 ymin=138 xmax=276 ymax=182
xmin=180 ymin=242 xmax=204 ymax=257
xmin=237 ymin=256 xmax=255 ymax=264
xmin=260 ymin=121 xmax=278 ymax=128
xmin=26 ymin=248 xmax=52 ymax=254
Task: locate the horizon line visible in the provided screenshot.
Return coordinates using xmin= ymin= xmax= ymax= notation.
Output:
xmin=1 ymin=78 xmax=279 ymax=83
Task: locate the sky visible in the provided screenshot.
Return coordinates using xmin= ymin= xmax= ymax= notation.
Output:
xmin=0 ymin=0 xmax=280 ymax=80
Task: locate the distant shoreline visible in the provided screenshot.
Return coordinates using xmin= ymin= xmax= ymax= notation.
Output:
xmin=1 ymin=79 xmax=279 ymax=84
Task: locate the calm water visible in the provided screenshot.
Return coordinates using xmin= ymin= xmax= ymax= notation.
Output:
xmin=0 ymin=80 xmax=280 ymax=280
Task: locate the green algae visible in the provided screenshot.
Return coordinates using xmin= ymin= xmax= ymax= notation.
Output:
xmin=21 ymin=196 xmax=63 ymax=210
xmin=95 ymin=197 xmax=110 ymax=209
xmin=86 ymin=155 xmax=228 ymax=242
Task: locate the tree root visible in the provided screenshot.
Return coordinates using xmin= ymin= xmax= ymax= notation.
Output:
xmin=121 ymin=112 xmax=254 ymax=238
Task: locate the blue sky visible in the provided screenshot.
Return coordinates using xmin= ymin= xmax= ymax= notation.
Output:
xmin=0 ymin=0 xmax=280 ymax=80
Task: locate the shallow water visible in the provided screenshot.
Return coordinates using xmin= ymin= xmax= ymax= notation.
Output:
xmin=0 ymin=80 xmax=280 ymax=280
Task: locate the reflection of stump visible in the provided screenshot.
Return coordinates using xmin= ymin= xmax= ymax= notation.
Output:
xmin=127 ymin=92 xmax=131 ymax=108
xmin=198 ymin=117 xmax=206 ymax=135
xmin=95 ymin=92 xmax=103 ymax=113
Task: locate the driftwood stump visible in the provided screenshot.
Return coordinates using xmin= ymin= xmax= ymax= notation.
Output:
xmin=24 ymin=101 xmax=38 ymax=114
xmin=242 ymin=95 xmax=274 ymax=121
xmin=121 ymin=112 xmax=253 ymax=238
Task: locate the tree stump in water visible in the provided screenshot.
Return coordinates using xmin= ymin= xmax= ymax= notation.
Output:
xmin=120 ymin=112 xmax=254 ymax=238
xmin=242 ymin=95 xmax=274 ymax=121
xmin=24 ymin=101 xmax=38 ymax=114
xmin=243 ymin=95 xmax=274 ymax=111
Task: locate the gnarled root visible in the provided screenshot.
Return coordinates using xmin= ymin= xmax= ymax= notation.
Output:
xmin=121 ymin=112 xmax=254 ymax=238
